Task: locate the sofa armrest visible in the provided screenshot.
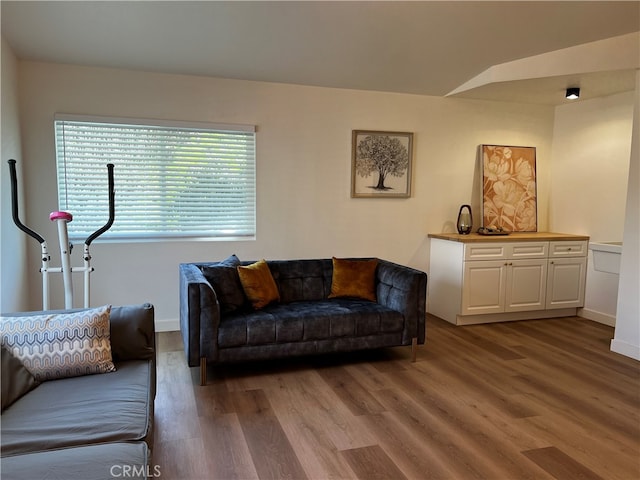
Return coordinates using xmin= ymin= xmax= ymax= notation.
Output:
xmin=376 ymin=260 xmax=427 ymax=344
xmin=179 ymin=263 xmax=221 ymax=367
xmin=109 ymin=303 xmax=156 ymax=363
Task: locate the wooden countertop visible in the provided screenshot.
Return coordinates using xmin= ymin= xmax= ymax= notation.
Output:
xmin=428 ymin=232 xmax=590 ymax=243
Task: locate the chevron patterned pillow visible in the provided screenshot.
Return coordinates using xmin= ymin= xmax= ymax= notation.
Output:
xmin=0 ymin=305 xmax=116 ymax=382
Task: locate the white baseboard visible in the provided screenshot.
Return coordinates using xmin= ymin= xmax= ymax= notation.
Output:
xmin=610 ymin=338 xmax=640 ymax=361
xmin=454 ymin=308 xmax=577 ymax=325
xmin=155 ymin=318 xmax=179 ymax=332
xmin=578 ymin=308 xmax=616 ymax=327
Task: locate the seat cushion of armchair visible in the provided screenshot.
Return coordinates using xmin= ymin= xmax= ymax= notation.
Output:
xmin=1 ymin=360 xmax=154 ymax=457
xmin=218 ymin=298 xmax=404 ymax=348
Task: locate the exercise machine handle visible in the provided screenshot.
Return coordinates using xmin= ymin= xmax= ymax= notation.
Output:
xmin=85 ymin=163 xmax=115 ymax=246
xmin=8 ymin=159 xmax=45 ymax=244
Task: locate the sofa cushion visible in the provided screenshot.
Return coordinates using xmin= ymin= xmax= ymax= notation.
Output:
xmin=329 ymin=257 xmax=378 ymax=302
xmin=0 ymin=305 xmax=116 ymax=382
xmin=237 ymin=259 xmax=281 ymax=309
xmin=1 ymin=345 xmax=39 ymax=412
xmin=218 ymin=299 xmax=404 ymax=348
xmin=201 ymin=254 xmax=247 ymax=314
xmin=0 ymin=360 xmax=154 ymax=457
xmin=1 ymin=442 xmax=149 ymax=480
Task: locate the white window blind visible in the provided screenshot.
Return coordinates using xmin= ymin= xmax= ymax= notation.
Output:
xmin=54 ymin=115 xmax=256 ymax=241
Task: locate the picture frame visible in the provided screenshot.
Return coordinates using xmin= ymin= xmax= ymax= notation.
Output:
xmin=351 ymin=130 xmax=413 ymax=198
xmin=481 ymin=144 xmax=537 ymax=232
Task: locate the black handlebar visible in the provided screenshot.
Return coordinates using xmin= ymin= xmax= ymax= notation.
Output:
xmin=8 ymin=159 xmax=115 ymax=247
xmin=8 ymin=159 xmax=45 ymax=244
xmin=85 ymin=163 xmax=115 ymax=246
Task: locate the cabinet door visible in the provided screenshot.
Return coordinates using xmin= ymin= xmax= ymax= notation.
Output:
xmin=505 ymin=259 xmax=547 ymax=312
xmin=546 ymin=257 xmax=587 ymax=309
xmin=462 ymin=260 xmax=507 ymax=315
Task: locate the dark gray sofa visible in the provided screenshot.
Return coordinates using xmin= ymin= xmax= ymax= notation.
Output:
xmin=180 ymin=258 xmax=427 ymax=385
xmin=0 ymin=304 xmax=156 ymax=480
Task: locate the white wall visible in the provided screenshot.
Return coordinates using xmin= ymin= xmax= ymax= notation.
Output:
xmin=611 ymin=71 xmax=640 ymax=361
xmin=0 ymin=37 xmax=28 ymax=312
xmin=550 ymin=92 xmax=635 ymax=325
xmin=14 ymin=61 xmax=555 ymax=328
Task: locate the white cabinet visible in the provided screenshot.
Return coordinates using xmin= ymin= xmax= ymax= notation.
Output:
xmin=462 ymin=245 xmax=547 ymax=315
xmin=546 ymin=240 xmax=587 ymax=309
xmin=546 ymin=257 xmax=587 ymax=309
xmin=505 ymin=259 xmax=548 ymax=312
xmin=428 ymin=235 xmax=588 ymax=325
xmin=549 ymin=240 xmax=588 ymax=257
xmin=462 ymin=260 xmax=506 ymax=315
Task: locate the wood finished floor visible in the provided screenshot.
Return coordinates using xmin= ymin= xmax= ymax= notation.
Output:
xmin=153 ymin=315 xmax=640 ymax=480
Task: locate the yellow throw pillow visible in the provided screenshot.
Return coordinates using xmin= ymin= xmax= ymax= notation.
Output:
xmin=237 ymin=259 xmax=280 ymax=309
xmin=328 ymin=257 xmax=378 ymax=302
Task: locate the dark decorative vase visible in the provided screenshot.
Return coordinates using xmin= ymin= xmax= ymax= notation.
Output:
xmin=457 ymin=205 xmax=473 ymax=234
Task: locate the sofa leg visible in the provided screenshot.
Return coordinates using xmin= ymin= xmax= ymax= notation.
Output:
xmin=200 ymin=357 xmax=207 ymax=386
xmin=411 ymin=337 xmax=417 ymax=362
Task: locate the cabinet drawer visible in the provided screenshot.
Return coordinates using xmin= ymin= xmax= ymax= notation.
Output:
xmin=508 ymin=242 xmax=548 ymax=259
xmin=464 ymin=243 xmax=507 ymax=260
xmin=549 ymin=241 xmax=588 ymax=257
xmin=464 ymin=242 xmax=549 ymax=260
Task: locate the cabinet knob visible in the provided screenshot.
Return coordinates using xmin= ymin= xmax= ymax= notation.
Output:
xmin=568 ymin=247 xmax=572 ymax=251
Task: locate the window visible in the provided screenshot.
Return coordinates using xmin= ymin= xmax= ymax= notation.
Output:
xmin=54 ymin=115 xmax=256 ymax=241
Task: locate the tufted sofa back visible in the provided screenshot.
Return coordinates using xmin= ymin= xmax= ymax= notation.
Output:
xmin=257 ymin=259 xmax=334 ymax=303
xmin=194 ymin=257 xmax=392 ymax=305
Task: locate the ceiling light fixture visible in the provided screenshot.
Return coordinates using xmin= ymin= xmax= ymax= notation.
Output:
xmin=566 ymin=87 xmax=580 ymax=100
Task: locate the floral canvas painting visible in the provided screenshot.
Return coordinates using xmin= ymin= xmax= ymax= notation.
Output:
xmin=481 ymin=145 xmax=537 ymax=232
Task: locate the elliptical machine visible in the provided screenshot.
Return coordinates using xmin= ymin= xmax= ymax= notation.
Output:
xmin=8 ymin=159 xmax=115 ymax=310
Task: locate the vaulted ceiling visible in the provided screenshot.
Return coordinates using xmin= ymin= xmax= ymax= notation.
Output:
xmin=2 ymin=1 xmax=639 ymax=105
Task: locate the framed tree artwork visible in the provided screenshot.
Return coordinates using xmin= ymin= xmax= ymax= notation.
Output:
xmin=481 ymin=144 xmax=537 ymax=232
xmin=351 ymin=130 xmax=413 ymax=198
